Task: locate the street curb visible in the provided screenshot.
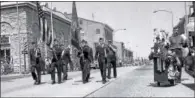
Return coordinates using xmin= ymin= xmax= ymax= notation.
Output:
xmin=1 ymin=74 xmax=32 ymax=81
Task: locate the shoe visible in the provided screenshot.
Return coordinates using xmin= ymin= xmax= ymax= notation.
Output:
xmin=107 ymin=76 xmax=111 ymax=79
xmin=83 ymin=81 xmax=87 ymax=84
xmin=102 ymin=80 xmax=107 ymax=84
xmin=114 ymin=76 xmax=117 ymax=78
xmin=58 ymin=81 xmax=62 ymax=84
xmin=52 ymin=81 xmax=56 ymax=84
xmin=37 ymin=81 xmax=41 ymax=85
xmin=34 ymin=81 xmax=37 ymax=85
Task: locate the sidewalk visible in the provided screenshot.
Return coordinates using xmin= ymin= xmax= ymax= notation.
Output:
xmin=1 ymin=66 xmax=141 ymax=97
xmin=1 ymin=73 xmax=32 ymax=81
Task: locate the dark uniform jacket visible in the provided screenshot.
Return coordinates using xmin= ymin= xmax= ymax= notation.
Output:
xmin=95 ymin=43 xmax=109 ymax=60
xmin=52 ymin=45 xmax=63 ymax=62
xmin=78 ymin=45 xmax=93 ymax=62
xmin=107 ymin=45 xmax=116 ymax=61
xmin=61 ymin=48 xmax=72 ymax=64
xmin=30 ymin=48 xmax=37 ymax=66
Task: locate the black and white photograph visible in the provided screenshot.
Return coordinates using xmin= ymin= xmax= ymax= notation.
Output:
xmin=0 ymin=1 xmax=195 ymax=97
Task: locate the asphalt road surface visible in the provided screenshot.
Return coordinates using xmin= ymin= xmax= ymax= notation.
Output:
xmin=87 ymin=65 xmax=195 ymax=97
xmin=1 ymin=65 xmax=194 ymax=97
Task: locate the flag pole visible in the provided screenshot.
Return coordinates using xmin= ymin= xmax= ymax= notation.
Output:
xmin=44 ymin=3 xmax=47 ymax=59
xmin=50 ymin=2 xmax=54 ymax=48
xmin=16 ymin=1 xmax=22 ymax=74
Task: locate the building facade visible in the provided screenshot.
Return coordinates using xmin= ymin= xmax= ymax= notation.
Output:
xmin=123 ymin=48 xmax=133 ymax=65
xmin=1 ymin=2 xmax=72 ymax=73
xmin=66 ymin=14 xmax=114 ymax=57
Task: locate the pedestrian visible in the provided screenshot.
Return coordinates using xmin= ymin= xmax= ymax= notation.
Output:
xmin=95 ymin=38 xmax=109 ymax=84
xmin=61 ymin=45 xmax=73 ymax=81
xmin=169 ymin=27 xmax=187 ymax=83
xmin=30 ymin=42 xmax=41 ymax=85
xmin=50 ymin=39 xmax=63 ymax=84
xmin=107 ymin=40 xmax=117 ymax=79
xmin=77 ymin=40 xmax=92 ymax=83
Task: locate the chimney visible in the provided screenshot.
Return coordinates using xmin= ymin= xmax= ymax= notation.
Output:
xmin=45 ymin=3 xmax=48 ymax=7
xmin=53 ymin=7 xmax=56 ymax=11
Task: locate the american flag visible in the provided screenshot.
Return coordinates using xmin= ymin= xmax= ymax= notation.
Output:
xmin=36 ymin=1 xmax=48 ymax=42
xmin=37 ymin=1 xmax=45 ymax=19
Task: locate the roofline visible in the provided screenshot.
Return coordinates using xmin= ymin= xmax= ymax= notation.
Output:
xmin=1 ymin=2 xmax=71 ymax=24
xmin=67 ymin=13 xmax=113 ymax=31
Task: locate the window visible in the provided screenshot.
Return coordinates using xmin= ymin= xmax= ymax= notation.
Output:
xmin=96 ymin=29 xmax=100 ymax=34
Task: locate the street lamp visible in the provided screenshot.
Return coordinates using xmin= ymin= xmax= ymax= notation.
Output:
xmin=113 ymin=28 xmax=126 ymax=41
xmin=153 ymin=10 xmax=174 ymax=30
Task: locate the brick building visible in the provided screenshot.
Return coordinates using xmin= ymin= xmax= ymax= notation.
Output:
xmin=0 ymin=2 xmax=72 ymax=73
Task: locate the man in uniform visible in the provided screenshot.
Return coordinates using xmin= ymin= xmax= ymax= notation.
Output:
xmin=50 ymin=39 xmax=63 ymax=84
xmin=107 ymin=40 xmax=117 ymax=79
xmin=61 ymin=45 xmax=73 ymax=81
xmin=95 ymin=38 xmax=109 ymax=84
xmin=78 ymin=40 xmax=93 ymax=83
xmin=30 ymin=42 xmax=42 ymax=85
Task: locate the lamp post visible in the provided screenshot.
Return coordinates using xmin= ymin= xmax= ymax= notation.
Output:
xmin=153 ymin=10 xmax=174 ymax=30
xmin=113 ymin=28 xmax=126 ymax=41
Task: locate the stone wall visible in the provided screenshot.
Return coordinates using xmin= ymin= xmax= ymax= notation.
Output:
xmin=1 ymin=3 xmax=73 ymax=73
xmin=1 ymin=6 xmax=28 ymax=73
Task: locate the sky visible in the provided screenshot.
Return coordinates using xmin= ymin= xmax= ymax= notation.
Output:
xmin=46 ymin=2 xmax=190 ymax=58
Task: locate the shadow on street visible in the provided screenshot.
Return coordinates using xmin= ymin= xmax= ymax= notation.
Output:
xmin=148 ymin=82 xmax=176 ymax=87
xmin=182 ymin=83 xmax=195 ymax=91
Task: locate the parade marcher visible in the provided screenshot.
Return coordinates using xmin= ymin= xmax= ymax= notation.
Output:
xmin=30 ymin=42 xmax=41 ymax=85
xmin=95 ymin=38 xmax=109 ymax=84
xmin=85 ymin=41 xmax=93 ymax=81
xmin=50 ymin=39 xmax=63 ymax=84
xmin=77 ymin=40 xmax=92 ymax=83
xmin=61 ymin=45 xmax=73 ymax=81
xmin=107 ymin=40 xmax=117 ymax=79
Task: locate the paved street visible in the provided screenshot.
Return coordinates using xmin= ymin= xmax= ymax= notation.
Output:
xmin=1 ymin=66 xmax=140 ymax=97
xmin=1 ymin=65 xmax=194 ymax=97
xmin=87 ymin=65 xmax=195 ymax=97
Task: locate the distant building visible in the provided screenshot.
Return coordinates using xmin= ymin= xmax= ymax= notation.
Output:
xmin=66 ymin=14 xmax=114 ymax=57
xmin=123 ymin=48 xmax=133 ymax=64
xmin=1 ymin=2 xmax=71 ymax=72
